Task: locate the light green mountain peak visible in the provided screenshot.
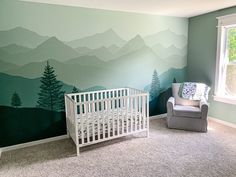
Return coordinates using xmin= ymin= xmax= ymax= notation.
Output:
xmin=0 ymin=26 xmax=48 ymax=48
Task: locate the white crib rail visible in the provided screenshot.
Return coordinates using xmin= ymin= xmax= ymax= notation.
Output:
xmin=65 ymin=88 xmax=149 ymax=156
xmin=64 ymin=94 xmax=79 ymax=155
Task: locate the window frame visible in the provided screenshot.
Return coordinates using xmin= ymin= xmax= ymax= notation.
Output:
xmin=214 ymin=13 xmax=236 ymax=105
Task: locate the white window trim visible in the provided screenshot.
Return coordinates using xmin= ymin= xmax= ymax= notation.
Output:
xmin=214 ymin=13 xmax=236 ymax=105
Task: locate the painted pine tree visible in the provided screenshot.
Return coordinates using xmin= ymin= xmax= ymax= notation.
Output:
xmin=37 ymin=61 xmax=65 ymax=111
xmin=72 ymin=86 xmax=79 ymax=93
xmin=173 ymin=78 xmax=177 ymax=83
xmin=150 ymin=69 xmax=161 ymax=100
xmin=11 ymin=92 xmax=22 ymax=108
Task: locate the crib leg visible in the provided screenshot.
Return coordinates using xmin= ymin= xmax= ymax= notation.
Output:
xmin=76 ymin=146 xmax=80 ymax=156
xmin=146 ymin=130 xmax=149 ymax=138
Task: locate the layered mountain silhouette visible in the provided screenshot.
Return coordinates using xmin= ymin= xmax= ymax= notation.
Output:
xmin=0 ymin=60 xmax=18 ymax=72
xmin=107 ymin=44 xmax=120 ymax=54
xmin=25 ymin=37 xmax=78 ymax=62
xmin=0 ymin=68 xmax=185 ymax=107
xmin=152 ymin=44 xmax=187 ymax=58
xmin=0 ymin=72 xmax=73 ymax=107
xmin=144 ymin=29 xmax=187 ymax=48
xmin=67 ymin=29 xmax=126 ymax=49
xmin=0 ymin=44 xmax=31 ymax=55
xmin=114 ymin=35 xmax=146 ymax=58
xmin=0 ymin=26 xmax=187 ymax=91
xmin=0 ymin=27 xmax=187 ymax=65
xmin=0 ymin=72 xmax=106 ymax=107
xmin=4 ymin=46 xmax=179 ymax=90
xmin=0 ymin=36 xmax=79 ymax=65
xmin=0 ymin=27 xmax=48 ymax=48
xmin=75 ymin=46 xmax=113 ymax=61
xmin=66 ymin=55 xmax=105 ymax=67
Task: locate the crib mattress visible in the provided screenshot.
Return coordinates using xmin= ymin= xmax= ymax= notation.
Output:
xmin=77 ymin=108 xmax=145 ymax=138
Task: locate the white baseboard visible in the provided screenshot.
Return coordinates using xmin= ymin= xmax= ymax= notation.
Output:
xmin=150 ymin=113 xmax=167 ymax=120
xmin=208 ymin=116 xmax=236 ymax=129
xmin=0 ymin=134 xmax=69 ymax=154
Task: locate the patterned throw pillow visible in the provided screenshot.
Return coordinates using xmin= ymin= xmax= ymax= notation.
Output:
xmin=178 ymin=82 xmax=210 ymax=101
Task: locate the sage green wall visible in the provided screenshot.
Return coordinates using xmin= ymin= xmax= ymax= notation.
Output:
xmin=0 ymin=0 xmax=188 ymax=147
xmin=187 ymin=6 xmax=236 ymax=124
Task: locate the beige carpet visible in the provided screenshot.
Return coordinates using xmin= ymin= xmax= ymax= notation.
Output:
xmin=1 ymin=118 xmax=236 ymax=177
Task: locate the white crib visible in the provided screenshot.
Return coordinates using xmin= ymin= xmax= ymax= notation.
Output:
xmin=64 ymin=87 xmax=149 ymax=156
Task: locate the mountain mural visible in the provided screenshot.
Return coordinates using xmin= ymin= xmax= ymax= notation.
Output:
xmin=152 ymin=44 xmax=187 ymax=58
xmin=0 ymin=60 xmax=18 ymax=72
xmin=0 ymin=36 xmax=79 ymax=65
xmin=0 ymin=0 xmax=188 ymax=147
xmin=0 ymin=44 xmax=31 ymax=55
xmin=0 ymin=72 xmax=73 ymax=107
xmin=144 ymin=29 xmax=187 ymax=48
xmin=0 ymin=27 xmax=187 ymax=90
xmin=67 ymin=29 xmax=126 ymax=49
xmin=0 ymin=27 xmax=48 ymax=48
xmin=0 ymin=27 xmax=187 ymax=67
xmin=0 ymin=72 xmax=107 ymax=107
xmin=114 ymin=35 xmax=146 ymax=58
xmin=3 ymin=49 xmax=184 ymax=90
xmin=66 ymin=55 xmax=105 ymax=67
xmin=75 ymin=46 xmax=114 ymax=61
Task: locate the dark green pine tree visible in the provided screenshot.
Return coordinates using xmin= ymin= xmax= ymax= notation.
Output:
xmin=173 ymin=78 xmax=177 ymax=83
xmin=72 ymin=86 xmax=79 ymax=93
xmin=11 ymin=92 xmax=22 ymax=108
xmin=150 ymin=69 xmax=161 ymax=100
xmin=37 ymin=61 xmax=65 ymax=111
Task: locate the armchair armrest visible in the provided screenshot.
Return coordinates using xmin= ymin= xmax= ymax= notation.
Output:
xmin=200 ymin=99 xmax=209 ymax=119
xmin=167 ymin=97 xmax=175 ymax=117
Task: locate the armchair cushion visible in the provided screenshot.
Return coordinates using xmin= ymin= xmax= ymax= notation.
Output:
xmin=173 ymin=105 xmax=201 ymax=118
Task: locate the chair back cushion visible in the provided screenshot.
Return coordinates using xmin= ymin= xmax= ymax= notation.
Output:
xmin=172 ymin=83 xmax=199 ymax=106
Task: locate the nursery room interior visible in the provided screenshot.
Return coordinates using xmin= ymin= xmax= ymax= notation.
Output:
xmin=0 ymin=0 xmax=236 ymax=176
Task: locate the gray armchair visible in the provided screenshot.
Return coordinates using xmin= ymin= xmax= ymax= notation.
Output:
xmin=167 ymin=83 xmax=209 ymax=132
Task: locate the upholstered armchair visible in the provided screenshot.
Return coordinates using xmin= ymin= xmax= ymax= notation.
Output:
xmin=167 ymin=83 xmax=209 ymax=132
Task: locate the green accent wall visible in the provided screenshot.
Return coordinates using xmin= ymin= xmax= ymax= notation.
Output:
xmin=187 ymin=6 xmax=236 ymax=124
xmin=0 ymin=0 xmax=188 ymax=147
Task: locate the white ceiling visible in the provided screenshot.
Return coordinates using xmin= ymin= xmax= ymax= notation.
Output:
xmin=23 ymin=0 xmax=236 ymax=17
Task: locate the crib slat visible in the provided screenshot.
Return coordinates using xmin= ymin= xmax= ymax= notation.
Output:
xmin=139 ymin=96 xmax=141 ymax=130
xmin=147 ymin=94 xmax=149 ymax=137
xmin=134 ymin=96 xmax=137 ymax=131
xmin=74 ymin=94 xmax=77 ymax=103
xmin=121 ymin=98 xmax=124 ymax=134
xmin=143 ymin=96 xmax=146 ymax=129
xmin=79 ymin=95 xmax=81 ymax=111
xmin=101 ymin=99 xmax=105 ymax=139
xmin=107 ymin=99 xmax=111 ymax=138
xmin=112 ymin=94 xmax=115 ymax=136
xmin=92 ymin=93 xmax=95 ymax=141
xmin=125 ymin=97 xmax=128 ymax=133
xmin=116 ymin=97 xmax=119 ymax=135
xmin=104 ymin=92 xmax=107 ymax=138
xmin=130 ymin=97 xmax=133 ymax=132
xmin=84 ymin=103 xmax=90 ymax=143
xmin=97 ymin=102 xmax=100 ymax=141
xmin=80 ymin=103 xmax=84 ymax=145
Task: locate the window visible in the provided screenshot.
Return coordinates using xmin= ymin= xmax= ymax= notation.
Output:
xmin=215 ymin=14 xmax=236 ymax=104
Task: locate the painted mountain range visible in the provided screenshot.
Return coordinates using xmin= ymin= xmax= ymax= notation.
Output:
xmin=0 ymin=72 xmax=106 ymax=107
xmin=0 ymin=27 xmax=187 ymax=90
xmin=0 ymin=0 xmax=189 ymax=147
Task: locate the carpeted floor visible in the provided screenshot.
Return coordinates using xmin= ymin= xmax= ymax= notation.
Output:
xmin=1 ymin=118 xmax=236 ymax=177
